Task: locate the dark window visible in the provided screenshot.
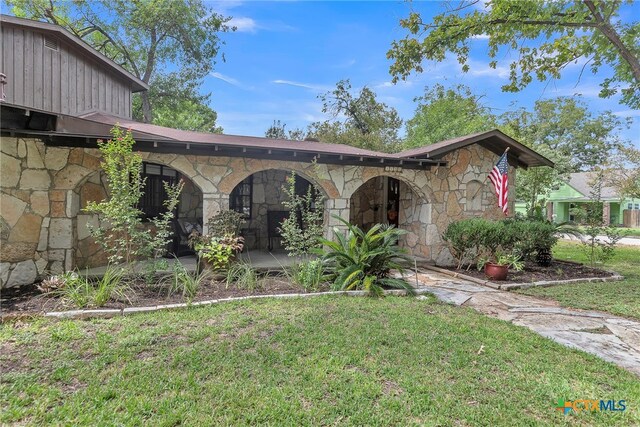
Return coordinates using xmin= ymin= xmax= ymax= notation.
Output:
xmin=230 ymin=175 xmax=253 ymax=218
xmin=294 ymin=175 xmax=318 ymax=209
xmin=139 ymin=162 xmax=179 ymax=219
xmin=387 ymin=177 xmax=400 ymax=227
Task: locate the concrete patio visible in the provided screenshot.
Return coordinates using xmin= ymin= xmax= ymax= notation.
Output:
xmin=84 ymin=250 xmax=306 ymax=277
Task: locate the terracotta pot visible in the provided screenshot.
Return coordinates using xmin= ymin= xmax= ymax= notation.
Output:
xmin=484 ymin=262 xmax=509 ymax=281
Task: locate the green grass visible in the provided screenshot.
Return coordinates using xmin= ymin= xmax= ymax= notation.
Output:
xmin=2 ymin=296 xmax=639 ymax=426
xmin=517 ymin=242 xmax=640 ymax=320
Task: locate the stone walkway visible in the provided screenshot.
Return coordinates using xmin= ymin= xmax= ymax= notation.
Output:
xmin=409 ymin=270 xmax=640 ymax=376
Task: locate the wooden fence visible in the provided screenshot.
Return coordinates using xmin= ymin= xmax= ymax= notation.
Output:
xmin=622 ymin=210 xmax=640 ymax=228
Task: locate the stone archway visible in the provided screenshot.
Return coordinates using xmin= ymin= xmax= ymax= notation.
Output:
xmin=227 ymin=168 xmax=326 ymax=251
xmin=70 ymin=160 xmax=205 ymax=269
xmin=348 ymin=174 xmax=433 ymax=260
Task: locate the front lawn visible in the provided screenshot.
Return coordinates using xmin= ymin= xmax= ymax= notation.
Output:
xmin=2 ymin=296 xmax=638 ymax=425
xmin=517 ymin=242 xmax=640 ymax=320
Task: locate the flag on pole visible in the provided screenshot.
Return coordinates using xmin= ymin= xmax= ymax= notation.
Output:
xmin=488 ymin=150 xmax=509 ymax=214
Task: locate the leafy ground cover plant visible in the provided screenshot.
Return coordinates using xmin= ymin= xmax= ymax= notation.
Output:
xmin=319 ymin=217 xmax=414 ymax=296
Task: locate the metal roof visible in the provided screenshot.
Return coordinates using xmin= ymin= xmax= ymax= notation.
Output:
xmin=395 ymin=129 xmax=554 ymax=168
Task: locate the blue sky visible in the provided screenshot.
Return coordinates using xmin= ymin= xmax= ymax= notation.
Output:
xmin=203 ymin=1 xmax=639 ymax=147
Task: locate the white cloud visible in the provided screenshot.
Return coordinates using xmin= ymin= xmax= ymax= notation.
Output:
xmin=471 ymin=34 xmax=491 ymax=40
xmin=613 ymin=110 xmax=640 ymax=118
xmin=332 ymin=59 xmax=356 ymax=69
xmin=209 ymin=72 xmax=253 ymax=90
xmin=228 ymin=17 xmax=258 ymax=33
xmin=272 ymin=79 xmax=330 ymax=92
xmin=467 ymin=60 xmax=510 ymax=79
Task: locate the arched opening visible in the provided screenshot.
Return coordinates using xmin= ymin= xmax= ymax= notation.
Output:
xmin=349 ymin=176 xmax=431 ymax=259
xmin=74 ymin=161 xmax=204 ymax=268
xmin=228 ymin=169 xmax=325 ymax=251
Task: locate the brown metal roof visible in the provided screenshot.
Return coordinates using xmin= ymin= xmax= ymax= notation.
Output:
xmin=395 ymin=129 xmax=554 ymax=168
xmin=2 ymin=103 xmax=552 ymax=170
xmin=79 ymin=112 xmax=404 ymax=159
xmin=0 ymin=14 xmax=148 ymax=92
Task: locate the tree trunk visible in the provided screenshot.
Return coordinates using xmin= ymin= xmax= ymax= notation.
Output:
xmin=141 ymin=92 xmax=153 ymax=123
xmin=583 ymin=0 xmax=640 ymax=86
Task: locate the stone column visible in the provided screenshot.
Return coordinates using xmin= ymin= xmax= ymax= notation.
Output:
xmin=202 ymin=193 xmax=229 ymax=234
xmin=602 ymin=201 xmax=611 ymax=225
xmin=325 ymin=198 xmax=350 ymax=241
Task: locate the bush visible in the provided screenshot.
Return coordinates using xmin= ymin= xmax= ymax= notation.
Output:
xmin=196 ymin=236 xmax=244 ymax=271
xmin=206 ymin=210 xmax=246 ymax=239
xmin=319 ymin=217 xmax=414 ymax=297
xmin=442 ymin=218 xmax=560 ymax=269
xmin=280 ymin=171 xmax=325 ymax=256
xmin=287 ymin=259 xmax=326 ymax=292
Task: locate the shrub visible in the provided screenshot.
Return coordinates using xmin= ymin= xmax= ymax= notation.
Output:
xmin=287 ymin=259 xmax=326 ymax=292
xmin=441 ymin=218 xmax=486 ymax=269
xmin=225 ymin=262 xmax=261 ymax=291
xmin=443 ymin=218 xmax=561 ymax=269
xmin=196 ymin=236 xmax=244 ymax=271
xmin=280 ymin=171 xmax=325 ymax=257
xmin=84 ymin=126 xmax=183 ymax=267
xmin=206 ymin=210 xmax=246 ymax=239
xmin=319 ymin=217 xmax=414 ymax=297
xmin=167 ymin=261 xmax=208 ymax=302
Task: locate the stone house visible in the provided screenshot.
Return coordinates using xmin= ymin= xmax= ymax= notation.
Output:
xmin=0 ymin=15 xmax=553 ymax=287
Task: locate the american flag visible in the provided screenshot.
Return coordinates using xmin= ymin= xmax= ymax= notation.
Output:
xmin=488 ymin=151 xmax=509 ymax=214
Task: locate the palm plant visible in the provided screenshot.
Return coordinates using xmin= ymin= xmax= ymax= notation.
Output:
xmin=318 ymin=217 xmax=415 ymax=297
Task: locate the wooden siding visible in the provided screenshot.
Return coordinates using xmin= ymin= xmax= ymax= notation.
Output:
xmin=1 ymin=24 xmax=132 ymax=118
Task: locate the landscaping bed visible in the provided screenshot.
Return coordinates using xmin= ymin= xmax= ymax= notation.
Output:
xmin=440 ymin=260 xmax=615 ymax=284
xmin=1 ymin=275 xmax=325 ymax=317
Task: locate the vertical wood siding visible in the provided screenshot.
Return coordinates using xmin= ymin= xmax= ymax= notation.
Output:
xmin=1 ymin=25 xmax=134 ymax=119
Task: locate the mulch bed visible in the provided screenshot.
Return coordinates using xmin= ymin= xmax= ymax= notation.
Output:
xmin=1 ymin=275 xmax=325 ymax=317
xmin=441 ymin=260 xmax=614 ymax=284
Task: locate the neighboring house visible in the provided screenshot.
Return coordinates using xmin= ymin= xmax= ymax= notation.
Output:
xmin=515 ymin=172 xmax=640 ymax=227
xmin=0 ymin=15 xmax=553 ymax=287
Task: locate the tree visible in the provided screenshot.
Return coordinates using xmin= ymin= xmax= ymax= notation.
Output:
xmin=307 ymin=80 xmax=402 ymax=152
xmin=404 ymin=84 xmax=496 ymax=148
xmin=8 ymin=0 xmax=230 ymax=125
xmin=137 ymin=73 xmax=223 ymax=133
xmin=499 ymin=97 xmax=628 ymax=214
xmin=265 ymin=120 xmax=307 ymax=140
xmin=84 ymin=127 xmax=183 ymax=267
xmin=388 ymin=0 xmax=640 ymax=109
xmin=605 ymin=146 xmax=640 ymax=200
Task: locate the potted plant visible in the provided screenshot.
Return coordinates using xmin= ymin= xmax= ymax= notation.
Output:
xmin=193 ymin=235 xmax=244 ymax=272
xmin=477 ymin=252 xmax=524 ymax=281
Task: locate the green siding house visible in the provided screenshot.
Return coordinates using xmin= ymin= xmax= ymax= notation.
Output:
xmin=516 ymin=172 xmax=640 ymax=227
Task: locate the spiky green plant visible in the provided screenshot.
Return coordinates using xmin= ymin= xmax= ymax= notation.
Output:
xmin=318 ymin=217 xmax=415 ymax=297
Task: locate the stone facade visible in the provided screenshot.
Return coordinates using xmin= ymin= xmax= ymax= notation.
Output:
xmin=0 ymin=136 xmax=514 ymax=287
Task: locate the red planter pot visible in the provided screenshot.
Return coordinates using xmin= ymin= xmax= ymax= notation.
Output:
xmin=484 ymin=262 xmax=509 ymax=281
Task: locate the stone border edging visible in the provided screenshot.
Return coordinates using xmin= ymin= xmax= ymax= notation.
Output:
xmin=419 ymin=264 xmax=623 ymax=291
xmin=41 ymin=288 xmax=435 ymax=320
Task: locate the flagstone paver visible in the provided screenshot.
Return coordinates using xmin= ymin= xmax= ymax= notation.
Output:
xmin=411 ymin=270 xmax=640 ymax=376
